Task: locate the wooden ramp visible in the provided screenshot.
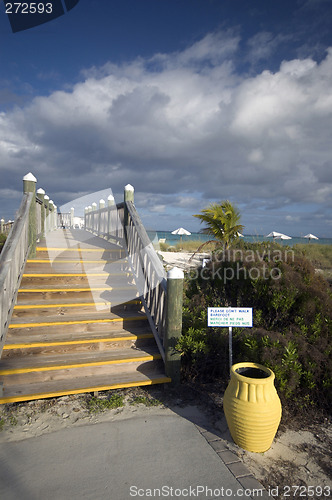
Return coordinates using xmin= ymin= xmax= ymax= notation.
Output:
xmin=0 ymin=229 xmax=170 ymax=404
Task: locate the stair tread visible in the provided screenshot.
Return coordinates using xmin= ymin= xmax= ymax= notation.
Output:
xmin=18 ymin=283 xmax=134 ymax=290
xmin=9 ymin=310 xmax=147 ymax=326
xmin=4 ymin=327 xmax=154 ymax=345
xmin=14 ymin=298 xmax=140 ymax=308
xmin=0 ymin=368 xmax=171 ymax=403
xmin=0 ymin=346 xmax=160 ymax=371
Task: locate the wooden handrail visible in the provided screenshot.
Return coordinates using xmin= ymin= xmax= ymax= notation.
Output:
xmin=125 ymin=200 xmax=167 ymax=360
xmin=0 ymin=192 xmax=32 ymax=355
xmin=0 ymin=174 xmax=58 ymax=359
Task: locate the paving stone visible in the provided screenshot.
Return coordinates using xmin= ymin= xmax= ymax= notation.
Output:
xmin=227 ymin=461 xmax=252 ymax=478
xmin=217 ymin=450 xmax=241 ymax=464
xmin=238 ymin=476 xmax=270 ymax=499
xmin=195 ymin=424 xmax=215 ymax=434
xmin=203 ymin=430 xmax=221 ymax=442
xmin=209 ymin=439 xmax=229 ymax=452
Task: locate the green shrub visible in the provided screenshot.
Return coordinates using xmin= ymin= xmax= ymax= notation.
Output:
xmin=178 ymin=242 xmax=332 ymax=414
xmin=86 ymin=393 xmax=124 ymax=413
xmin=0 ymin=233 xmax=6 ymax=253
xmin=294 ymin=243 xmax=332 ymax=271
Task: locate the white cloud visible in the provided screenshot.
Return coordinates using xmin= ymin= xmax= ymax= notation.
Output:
xmin=0 ymin=31 xmax=332 ymax=235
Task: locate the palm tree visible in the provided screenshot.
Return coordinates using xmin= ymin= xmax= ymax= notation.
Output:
xmin=193 ymin=200 xmax=244 ymax=251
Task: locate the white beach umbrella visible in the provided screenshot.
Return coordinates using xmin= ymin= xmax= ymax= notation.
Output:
xmin=265 ymin=231 xmax=283 ymax=239
xmin=171 ymin=227 xmax=191 ymax=235
xmin=303 ymin=233 xmax=319 ymax=241
xmin=279 ymin=234 xmax=292 ymax=240
xmin=171 ymin=227 xmax=191 ymax=245
xmin=266 ymin=231 xmax=292 ymax=240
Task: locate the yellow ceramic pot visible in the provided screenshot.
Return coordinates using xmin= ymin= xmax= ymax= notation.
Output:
xmin=223 ymin=362 xmax=282 ymax=453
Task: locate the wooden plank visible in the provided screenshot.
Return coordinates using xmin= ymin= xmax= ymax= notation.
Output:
xmin=0 ymin=370 xmax=171 ymax=404
xmin=6 ymin=317 xmax=149 ymax=336
xmin=9 ymin=309 xmax=147 ymax=326
xmin=1 ymin=359 xmax=166 ymax=388
xmin=5 ymin=325 xmax=152 ymax=344
xmin=0 ymin=347 xmax=161 ymax=374
xmin=2 ymin=334 xmax=154 ymax=358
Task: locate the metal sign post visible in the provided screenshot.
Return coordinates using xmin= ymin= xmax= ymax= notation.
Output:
xmin=229 ymin=326 xmax=233 ymax=373
xmin=207 ymin=307 xmax=253 ymax=374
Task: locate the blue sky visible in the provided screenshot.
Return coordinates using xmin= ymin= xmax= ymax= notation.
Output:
xmin=0 ymin=0 xmax=332 ymax=237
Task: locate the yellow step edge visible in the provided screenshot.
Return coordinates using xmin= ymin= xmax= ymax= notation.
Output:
xmin=8 ymin=316 xmax=147 ymax=329
xmin=3 ymin=333 xmax=154 ymax=349
xmin=14 ymin=300 xmax=141 ymax=309
xmin=17 ymin=287 xmax=137 ymax=293
xmin=22 ymin=273 xmax=132 ymax=277
xmin=14 ymin=302 xmax=111 ymax=309
xmin=37 ymin=247 xmax=124 ymax=252
xmin=0 ymin=377 xmax=172 ymax=404
xmin=27 ymin=259 xmax=127 ymax=264
xmin=0 ymin=353 xmax=161 ymax=375
xmin=15 ymin=302 xmax=111 ymax=309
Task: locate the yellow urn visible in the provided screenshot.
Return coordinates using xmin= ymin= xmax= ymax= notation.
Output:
xmin=223 ymin=362 xmax=282 ymax=453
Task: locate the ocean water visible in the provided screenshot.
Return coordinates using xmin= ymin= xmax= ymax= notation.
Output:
xmin=147 ymin=231 xmax=332 ymax=247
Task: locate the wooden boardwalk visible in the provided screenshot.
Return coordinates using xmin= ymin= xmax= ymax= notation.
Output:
xmin=0 ymin=229 xmax=170 ymax=404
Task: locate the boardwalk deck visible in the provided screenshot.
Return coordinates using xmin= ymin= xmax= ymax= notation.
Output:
xmin=0 ymin=229 xmax=170 ymax=404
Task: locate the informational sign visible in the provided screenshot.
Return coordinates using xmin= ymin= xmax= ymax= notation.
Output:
xmin=208 ymin=307 xmax=253 ymax=373
xmin=208 ymin=307 xmax=253 ymax=327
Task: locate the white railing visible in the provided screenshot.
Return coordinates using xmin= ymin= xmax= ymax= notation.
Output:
xmin=0 ymin=174 xmax=58 ymax=358
xmin=125 ymin=200 xmax=167 ymax=360
xmin=84 ymin=186 xmax=183 ymax=381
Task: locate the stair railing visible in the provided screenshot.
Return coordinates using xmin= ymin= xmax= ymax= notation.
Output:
xmin=85 ymin=184 xmax=183 ymax=384
xmin=0 ymin=173 xmax=57 ymax=359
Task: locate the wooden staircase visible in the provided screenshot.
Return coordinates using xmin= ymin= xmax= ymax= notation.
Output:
xmin=0 ymin=230 xmax=170 ymax=404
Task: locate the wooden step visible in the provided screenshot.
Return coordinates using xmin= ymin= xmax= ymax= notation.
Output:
xmin=20 ymin=273 xmax=134 ymax=287
xmin=7 ymin=311 xmax=149 ymax=336
xmin=35 ymin=247 xmax=126 ymax=259
xmin=2 ymin=330 xmax=155 ymax=357
xmin=0 ymin=229 xmax=169 ymax=404
xmin=25 ymin=261 xmax=130 ymax=273
xmin=16 ymin=288 xmax=140 ymax=307
xmin=0 ymin=362 xmax=171 ymax=404
xmin=0 ymin=346 xmax=161 ymax=377
xmin=12 ymin=298 xmax=143 ymax=318
xmin=9 ymin=309 xmax=147 ymax=325
xmin=4 ymin=325 xmax=152 ymax=345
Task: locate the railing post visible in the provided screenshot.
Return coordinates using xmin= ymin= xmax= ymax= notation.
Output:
xmin=44 ymin=195 xmax=50 ymax=233
xmin=84 ymin=207 xmax=88 ymax=230
xmin=92 ymin=203 xmax=97 ymax=233
xmin=0 ymin=219 xmax=4 ymax=234
xmin=53 ymin=205 xmax=57 ymax=230
xmin=99 ymin=199 xmax=105 ymax=236
xmin=165 ymin=267 xmax=184 ymax=385
xmin=23 ymin=172 xmax=37 ymax=258
xmin=36 ymin=188 xmax=45 ymax=237
xmin=124 ymin=184 xmax=134 ymax=243
xmin=70 ymin=207 xmax=74 ymax=228
xmin=49 ymin=201 xmax=54 ymax=231
xmin=88 ymin=206 xmax=92 ymax=231
xmin=108 ymin=194 xmax=115 ymax=238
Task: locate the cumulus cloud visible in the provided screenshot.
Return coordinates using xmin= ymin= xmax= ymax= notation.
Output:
xmin=0 ymin=31 xmax=331 ymax=235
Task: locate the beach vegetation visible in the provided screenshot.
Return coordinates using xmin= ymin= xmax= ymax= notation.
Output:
xmin=0 ymin=233 xmax=6 ymax=253
xmin=86 ymin=393 xmax=124 ymax=413
xmin=178 ymin=242 xmax=332 ymax=416
xmin=193 ymin=200 xmax=244 ymax=251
